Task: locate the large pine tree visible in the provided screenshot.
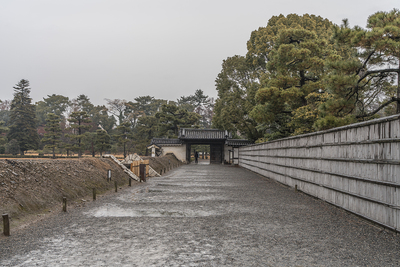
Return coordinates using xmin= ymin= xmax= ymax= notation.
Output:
xmin=42 ymin=113 xmax=62 ymax=158
xmin=66 ymin=111 xmax=92 ymax=157
xmin=7 ymin=79 xmax=39 ymax=154
xmin=95 ymin=129 xmax=111 ymax=156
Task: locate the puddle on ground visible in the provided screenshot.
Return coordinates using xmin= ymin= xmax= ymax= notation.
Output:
xmin=156 ymin=183 xmax=181 ymax=187
xmin=117 ymin=193 xmax=228 ymax=203
xmin=86 ymin=204 xmax=217 ymax=218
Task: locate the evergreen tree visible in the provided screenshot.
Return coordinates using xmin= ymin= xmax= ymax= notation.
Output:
xmin=42 ymin=113 xmax=62 ymax=158
xmin=249 ymin=14 xmax=336 ymax=139
xmin=35 ymin=94 xmax=70 ymax=126
xmin=0 ymin=99 xmax=11 ymax=127
xmin=114 ymin=122 xmax=133 ymax=158
xmin=6 ymin=139 xmax=20 ymax=155
xmin=0 ymin=121 xmax=8 ymax=145
xmin=155 ymin=104 xmax=201 ymax=138
xmin=178 ymin=89 xmax=214 ymax=128
xmin=95 ymin=129 xmax=111 ymax=156
xmin=319 ymin=9 xmax=400 ymax=126
xmin=66 ymin=111 xmax=91 ymax=157
xmin=212 ymin=55 xmax=262 ymax=141
xmin=0 ymin=121 xmax=8 ymax=154
xmin=7 ymin=79 xmax=39 ymax=154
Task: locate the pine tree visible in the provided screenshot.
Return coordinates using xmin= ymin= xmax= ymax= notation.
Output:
xmin=7 ymin=79 xmax=39 ymax=154
xmin=66 ymin=111 xmax=91 ymax=157
xmin=248 ymin=14 xmax=336 ymax=139
xmin=114 ymin=122 xmax=132 ymax=158
xmin=42 ymin=113 xmax=62 ymax=158
xmin=321 ymin=9 xmax=400 ymax=122
xmin=95 ymin=129 xmax=111 ymax=156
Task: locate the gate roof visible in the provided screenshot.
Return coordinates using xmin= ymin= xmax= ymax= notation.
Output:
xmin=179 ymin=128 xmax=231 ymax=140
xmin=150 ymin=128 xmax=253 ymax=147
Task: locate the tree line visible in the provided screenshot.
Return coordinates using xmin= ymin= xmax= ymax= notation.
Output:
xmin=1 ymin=9 xmax=398 ymax=153
xmin=212 ymin=9 xmax=400 ymax=142
xmin=0 ymin=80 xmax=214 ymax=157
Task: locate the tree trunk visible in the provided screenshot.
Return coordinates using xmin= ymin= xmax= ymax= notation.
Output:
xmin=92 ymin=141 xmax=95 ymax=157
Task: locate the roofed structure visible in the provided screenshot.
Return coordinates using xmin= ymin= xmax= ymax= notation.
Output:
xmin=149 ymin=128 xmax=253 ymax=164
xmin=179 ymin=128 xmax=231 ymax=140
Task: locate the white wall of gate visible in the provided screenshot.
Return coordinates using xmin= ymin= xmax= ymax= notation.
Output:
xmin=238 ymin=114 xmax=400 ymax=231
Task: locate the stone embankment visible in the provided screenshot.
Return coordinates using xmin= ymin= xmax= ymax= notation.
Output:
xmin=0 ymin=154 xmax=182 ymax=232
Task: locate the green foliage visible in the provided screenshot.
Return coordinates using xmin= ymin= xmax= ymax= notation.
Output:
xmin=7 ymin=79 xmax=39 ymax=154
xmin=178 ymin=89 xmax=214 ymax=128
xmin=35 ymin=94 xmax=70 ymax=126
xmin=212 ymin=55 xmax=262 ymax=141
xmin=114 ymin=122 xmax=133 ymax=158
xmin=66 ymin=111 xmax=92 ymax=157
xmin=321 ymin=9 xmax=400 ymax=123
xmin=42 ymin=113 xmax=62 ymax=158
xmin=155 ymin=103 xmax=201 ymax=138
xmin=313 ymin=114 xmax=356 ymax=131
xmin=248 ymin=14 xmax=336 ymax=140
xmin=6 ymin=139 xmax=20 ymax=155
xmin=72 ymin=94 xmax=94 ymax=114
xmin=0 ymin=121 xmax=8 ymax=145
xmin=95 ymin=129 xmax=111 ymax=156
xmin=90 ymin=105 xmax=116 ymax=132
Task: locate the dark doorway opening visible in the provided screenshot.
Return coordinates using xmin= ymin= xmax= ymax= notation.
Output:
xmin=190 ymin=145 xmax=210 ymax=165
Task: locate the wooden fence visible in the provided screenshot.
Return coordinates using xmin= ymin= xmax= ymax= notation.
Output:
xmin=130 ymin=160 xmax=149 ymax=177
xmin=239 ymin=114 xmax=400 ymax=231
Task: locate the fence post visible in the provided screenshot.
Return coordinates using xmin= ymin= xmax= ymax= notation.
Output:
xmin=107 ymin=169 xmax=111 ymax=182
xmin=115 ymin=181 xmax=118 ymax=192
xmin=93 ymin=188 xmax=96 ymax=200
xmin=140 ymin=164 xmax=146 ymax=182
xmin=62 ymin=197 xmax=67 ymax=212
xmin=129 ymin=177 xmax=131 ymax=186
xmin=2 ymin=214 xmax=10 ymax=236
xmin=295 ymin=185 xmax=298 ymax=192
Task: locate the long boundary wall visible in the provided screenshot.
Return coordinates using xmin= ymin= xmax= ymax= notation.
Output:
xmin=239 ymin=114 xmax=400 ymax=231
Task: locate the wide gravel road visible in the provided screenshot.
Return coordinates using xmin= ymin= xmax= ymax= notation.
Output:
xmin=1 ymin=163 xmax=400 ymax=266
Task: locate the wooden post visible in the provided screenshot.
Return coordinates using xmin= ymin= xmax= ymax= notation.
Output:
xmin=140 ymin=164 xmax=146 ymax=182
xmin=115 ymin=181 xmax=117 ymax=192
xmin=107 ymin=169 xmax=111 ymax=182
xmin=62 ymin=197 xmax=67 ymax=212
xmin=93 ymin=188 xmax=96 ymax=200
xmin=295 ymin=185 xmax=298 ymax=192
xmin=129 ymin=177 xmax=131 ymax=187
xmin=2 ymin=214 xmax=10 ymax=236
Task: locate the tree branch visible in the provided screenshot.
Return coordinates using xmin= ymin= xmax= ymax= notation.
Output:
xmin=356 ymin=97 xmax=400 ymax=118
xmin=358 ymin=68 xmax=400 ymax=82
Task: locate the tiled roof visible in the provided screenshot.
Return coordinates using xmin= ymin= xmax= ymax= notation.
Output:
xmin=179 ymin=128 xmax=231 ymax=139
xmin=151 ymin=138 xmax=182 ymax=145
xmin=225 ymin=139 xmax=253 ymax=147
xmin=150 ymin=130 xmax=252 ymax=147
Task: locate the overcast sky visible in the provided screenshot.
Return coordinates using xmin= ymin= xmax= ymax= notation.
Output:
xmin=0 ymin=0 xmax=397 ymax=106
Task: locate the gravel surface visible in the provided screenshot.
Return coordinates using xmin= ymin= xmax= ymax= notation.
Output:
xmin=1 ymin=163 xmax=400 ymax=266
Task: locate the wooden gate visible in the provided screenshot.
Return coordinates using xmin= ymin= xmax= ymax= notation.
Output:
xmin=210 ymin=144 xmax=222 ymax=164
xmin=130 ymin=160 xmax=149 ymax=177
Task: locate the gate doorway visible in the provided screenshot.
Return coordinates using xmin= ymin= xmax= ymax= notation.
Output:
xmin=150 ymin=128 xmax=253 ymax=164
xmin=190 ymin=145 xmax=210 ymax=164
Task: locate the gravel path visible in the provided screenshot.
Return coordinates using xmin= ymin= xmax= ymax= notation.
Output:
xmin=1 ymin=164 xmax=400 ymax=266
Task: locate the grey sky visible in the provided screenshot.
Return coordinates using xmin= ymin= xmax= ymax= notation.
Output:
xmin=0 ymin=0 xmax=398 ymax=106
